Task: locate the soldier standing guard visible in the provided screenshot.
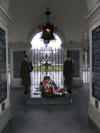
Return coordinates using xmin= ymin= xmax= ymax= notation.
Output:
xmin=21 ymin=55 xmax=33 ymax=94
xmin=63 ymin=56 xmax=74 ymax=94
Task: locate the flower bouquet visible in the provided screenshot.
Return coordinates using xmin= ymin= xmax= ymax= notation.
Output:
xmin=41 ymin=79 xmax=57 ymax=97
xmin=55 ymin=88 xmax=67 ymax=97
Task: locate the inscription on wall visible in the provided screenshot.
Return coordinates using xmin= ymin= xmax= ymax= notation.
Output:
xmin=92 ymin=26 xmax=100 ymax=101
xmin=0 ymin=28 xmax=7 ymax=104
xmin=67 ymin=50 xmax=80 ymax=77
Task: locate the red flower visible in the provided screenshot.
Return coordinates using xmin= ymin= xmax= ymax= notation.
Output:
xmin=47 ymin=89 xmax=51 ymax=94
xmin=59 ymin=88 xmax=67 ymax=93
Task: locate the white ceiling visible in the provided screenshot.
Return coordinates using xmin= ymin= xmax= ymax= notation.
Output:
xmin=8 ymin=0 xmax=88 ymax=43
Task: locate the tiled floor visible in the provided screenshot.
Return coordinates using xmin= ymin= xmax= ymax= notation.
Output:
xmin=1 ymin=84 xmax=100 ymax=133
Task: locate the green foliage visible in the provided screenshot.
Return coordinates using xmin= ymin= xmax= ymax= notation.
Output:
xmin=33 ymin=65 xmax=62 ymax=72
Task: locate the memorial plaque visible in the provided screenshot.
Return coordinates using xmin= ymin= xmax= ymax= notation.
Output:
xmin=67 ymin=50 xmax=80 ymax=77
xmin=92 ymin=26 xmax=100 ymax=101
xmin=0 ymin=28 xmax=7 ymax=104
xmin=13 ymin=51 xmax=26 ymax=78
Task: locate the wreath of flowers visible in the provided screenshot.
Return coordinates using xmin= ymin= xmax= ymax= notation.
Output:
xmin=59 ymin=88 xmax=67 ymax=93
xmin=40 ymin=78 xmax=67 ymax=97
xmin=43 ymin=79 xmax=56 ymax=96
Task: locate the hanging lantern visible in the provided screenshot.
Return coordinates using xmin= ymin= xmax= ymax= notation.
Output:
xmin=41 ymin=9 xmax=55 ymax=46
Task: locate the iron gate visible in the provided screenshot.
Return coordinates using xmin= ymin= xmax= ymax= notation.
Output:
xmin=29 ymin=48 xmax=64 ymax=97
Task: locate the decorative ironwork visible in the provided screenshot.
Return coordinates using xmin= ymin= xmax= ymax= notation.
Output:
xmin=29 ymin=48 xmax=64 ymax=98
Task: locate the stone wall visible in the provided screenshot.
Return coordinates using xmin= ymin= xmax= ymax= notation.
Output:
xmin=88 ymin=101 xmax=100 ymax=129
xmin=0 ymin=2 xmax=11 ymax=132
xmin=87 ymin=2 xmax=100 ymax=130
xmin=62 ymin=42 xmax=83 ymax=86
xmin=9 ymin=42 xmax=31 ymax=87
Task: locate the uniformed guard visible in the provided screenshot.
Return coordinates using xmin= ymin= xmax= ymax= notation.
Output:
xmin=63 ymin=56 xmax=74 ymax=94
xmin=21 ymin=55 xmax=33 ymax=94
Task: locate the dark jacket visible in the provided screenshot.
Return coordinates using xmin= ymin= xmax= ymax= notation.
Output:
xmin=21 ymin=61 xmax=33 ymax=87
xmin=63 ymin=60 xmax=74 ymax=87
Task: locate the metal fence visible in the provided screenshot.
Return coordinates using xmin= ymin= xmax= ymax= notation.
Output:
xmin=28 ymin=48 xmax=90 ymax=98
xmin=29 ymin=48 xmax=64 ymax=97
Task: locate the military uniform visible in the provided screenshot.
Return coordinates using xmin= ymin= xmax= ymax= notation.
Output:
xmin=63 ymin=60 xmax=74 ymax=93
xmin=21 ymin=60 xmax=33 ymax=93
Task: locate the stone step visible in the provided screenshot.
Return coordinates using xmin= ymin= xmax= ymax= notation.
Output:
xmin=25 ymin=95 xmax=72 ymax=105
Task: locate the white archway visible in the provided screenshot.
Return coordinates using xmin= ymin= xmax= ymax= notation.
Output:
xmin=31 ymin=32 xmax=62 ymax=50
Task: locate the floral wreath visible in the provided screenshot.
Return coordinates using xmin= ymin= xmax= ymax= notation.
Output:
xmin=41 ymin=78 xmax=67 ymax=97
xmin=43 ymin=79 xmax=56 ymax=96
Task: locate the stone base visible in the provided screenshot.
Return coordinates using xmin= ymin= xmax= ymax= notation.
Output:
xmin=25 ymin=95 xmax=72 ymax=105
xmin=88 ymin=117 xmax=100 ymax=132
xmin=88 ymin=102 xmax=100 ymax=131
xmin=0 ymin=106 xmax=11 ymax=132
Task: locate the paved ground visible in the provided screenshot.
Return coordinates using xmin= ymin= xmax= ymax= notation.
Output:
xmin=1 ymin=84 xmax=100 ymax=133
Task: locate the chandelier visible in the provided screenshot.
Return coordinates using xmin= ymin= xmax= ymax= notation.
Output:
xmin=41 ymin=9 xmax=56 ymax=46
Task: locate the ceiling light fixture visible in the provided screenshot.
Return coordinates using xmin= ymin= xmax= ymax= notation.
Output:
xmin=41 ymin=9 xmax=56 ymax=46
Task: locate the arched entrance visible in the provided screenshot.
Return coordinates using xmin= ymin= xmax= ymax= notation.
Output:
xmin=29 ymin=32 xmax=64 ymax=98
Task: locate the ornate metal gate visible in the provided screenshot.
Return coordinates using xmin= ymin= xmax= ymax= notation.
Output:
xmin=29 ymin=48 xmax=64 ymax=98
